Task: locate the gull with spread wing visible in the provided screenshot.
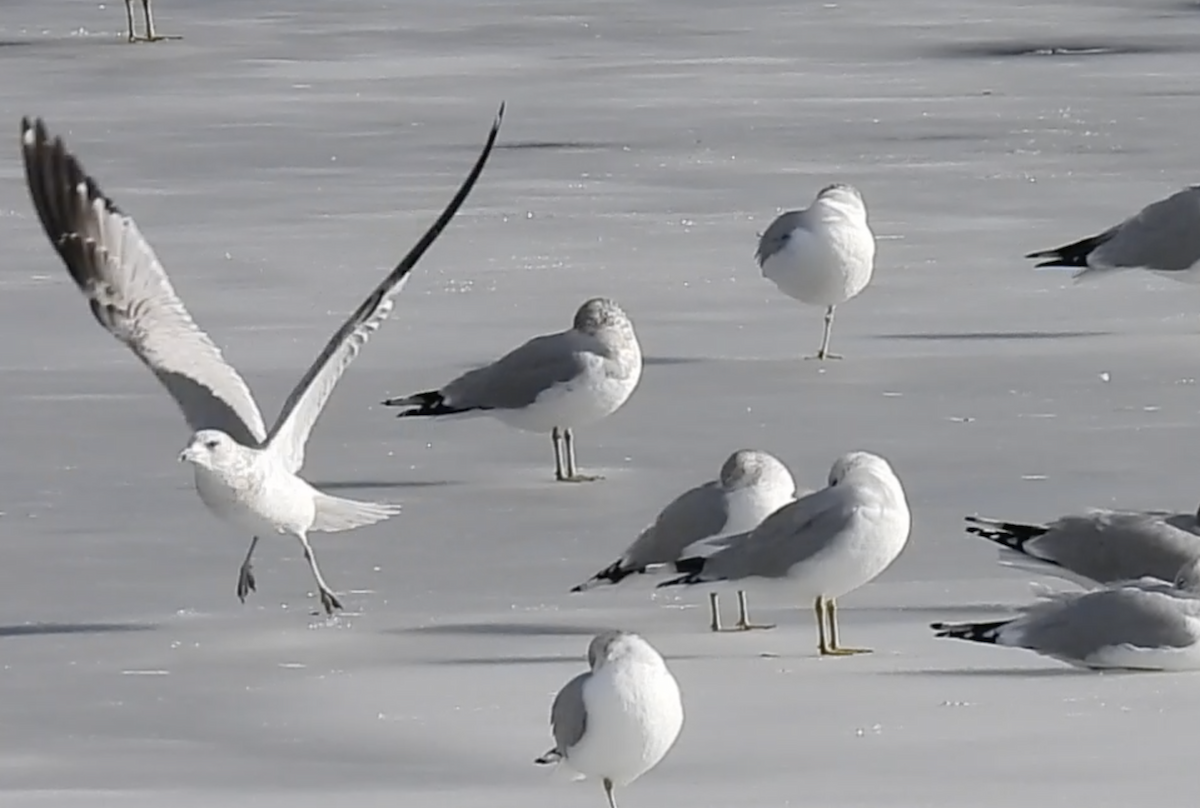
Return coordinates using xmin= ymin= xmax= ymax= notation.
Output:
xmin=21 ymin=108 xmax=503 ymax=614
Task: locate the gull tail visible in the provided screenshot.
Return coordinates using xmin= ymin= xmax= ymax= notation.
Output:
xmin=311 ymin=491 xmax=401 ymax=533
xmin=930 ymin=619 xmax=1012 ymax=645
xmin=535 ymin=749 xmax=562 ymax=765
xmin=657 ymin=555 xmax=712 ymax=588
xmin=572 ymin=560 xmax=643 ymax=592
xmin=965 ymin=515 xmax=1048 ymax=554
xmin=382 ymin=390 xmax=473 ymax=418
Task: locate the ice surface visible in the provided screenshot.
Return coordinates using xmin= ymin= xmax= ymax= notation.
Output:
xmin=3 ymin=0 xmax=1200 ymax=805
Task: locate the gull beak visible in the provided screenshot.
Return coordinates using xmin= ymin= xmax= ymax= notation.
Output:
xmin=178 ymin=447 xmax=195 ymax=464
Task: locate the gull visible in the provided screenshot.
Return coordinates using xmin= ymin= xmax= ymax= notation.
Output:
xmin=931 ymin=560 xmax=1200 ymax=671
xmin=755 ymin=184 xmax=876 ymax=360
xmin=21 ymin=107 xmax=503 ymax=614
xmin=1026 ymin=186 xmax=1200 ymax=283
xmin=381 ymin=298 xmax=641 ymax=482
xmin=123 ymin=0 xmax=180 ymax=43
xmin=965 ymin=510 xmax=1200 ymax=589
xmin=659 ymin=451 xmax=910 ymax=656
xmin=535 ymin=631 xmax=684 ymax=808
xmin=572 ymin=449 xmax=798 ymax=632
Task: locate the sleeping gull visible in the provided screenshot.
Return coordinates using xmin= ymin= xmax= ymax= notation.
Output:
xmin=535 ymin=631 xmax=683 ymax=808
xmin=21 ymin=107 xmax=503 ymax=614
xmin=572 ymin=449 xmax=798 ymax=632
xmin=659 ymin=451 xmax=910 ymax=655
xmin=123 ymin=0 xmax=180 ymax=43
xmin=966 ymin=510 xmax=1200 ymax=589
xmin=755 ymin=184 xmax=876 ymax=360
xmin=931 ymin=559 xmax=1200 ymax=671
xmin=1026 ymin=186 xmax=1200 ymax=282
xmin=382 ymin=298 xmax=641 ymax=482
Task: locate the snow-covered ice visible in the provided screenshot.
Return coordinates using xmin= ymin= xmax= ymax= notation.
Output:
xmin=5 ymin=0 xmax=1200 ymax=806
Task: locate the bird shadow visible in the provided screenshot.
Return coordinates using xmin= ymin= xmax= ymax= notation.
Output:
xmin=643 ymin=356 xmax=710 ymax=367
xmin=309 ymin=479 xmax=458 ymax=491
xmin=926 ymin=39 xmax=1191 ymax=59
xmin=394 ymin=622 xmax=613 ymax=638
xmin=0 ymin=622 xmax=156 ymax=638
xmin=495 ymin=140 xmax=622 ymax=152
xmin=883 ymin=665 xmax=1117 ymax=679
xmin=873 ymin=330 xmax=1110 ymax=341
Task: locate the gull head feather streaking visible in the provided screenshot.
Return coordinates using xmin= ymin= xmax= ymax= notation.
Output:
xmin=815 ymin=182 xmax=868 ymax=221
xmin=178 ymin=429 xmax=245 ymax=470
xmin=573 ymin=297 xmax=633 ymax=337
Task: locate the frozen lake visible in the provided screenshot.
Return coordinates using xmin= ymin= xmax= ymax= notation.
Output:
xmin=1 ymin=0 xmax=1199 ymax=804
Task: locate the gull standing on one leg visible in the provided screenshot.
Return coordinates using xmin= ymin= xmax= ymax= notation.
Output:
xmin=124 ymin=0 xmax=181 ymax=42
xmin=658 ymin=451 xmax=910 ymax=655
xmin=21 ymin=108 xmax=503 ymax=614
xmin=382 ymin=298 xmax=641 ymax=483
xmin=755 ymin=184 xmax=876 ymax=360
xmin=535 ymin=631 xmax=684 ymax=808
xmin=572 ymin=449 xmax=799 ymax=632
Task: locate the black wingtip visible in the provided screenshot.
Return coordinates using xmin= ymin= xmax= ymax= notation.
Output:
xmin=929 ymin=619 xmax=1008 ymax=643
xmin=571 ymin=562 xmax=641 ymax=592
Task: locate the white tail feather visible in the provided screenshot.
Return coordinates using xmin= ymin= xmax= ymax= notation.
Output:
xmin=311 ymin=491 xmax=401 ymax=533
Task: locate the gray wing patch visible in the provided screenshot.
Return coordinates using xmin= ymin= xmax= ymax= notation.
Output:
xmin=755 ymin=209 xmax=809 ymax=267
xmin=1097 ymin=187 xmax=1200 ymax=271
xmin=623 ymin=482 xmax=730 ymax=567
xmin=442 ymin=332 xmax=590 ymax=410
xmin=703 ymin=485 xmax=851 ymax=581
xmin=1032 ymin=512 xmax=1200 ymax=584
xmin=549 ymin=671 xmax=589 ymax=755
xmin=1018 ymin=587 xmax=1197 ymax=662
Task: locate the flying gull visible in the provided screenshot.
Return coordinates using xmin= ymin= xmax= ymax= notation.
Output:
xmin=536 ymin=630 xmax=684 ymax=808
xmin=755 ymin=183 xmax=876 ymax=360
xmin=1026 ymin=186 xmax=1200 ymax=283
xmin=21 ymin=106 xmax=503 ymax=614
xmin=382 ymin=297 xmax=641 ymax=482
xmin=659 ymin=451 xmax=910 ymax=656
xmin=572 ymin=449 xmax=798 ymax=632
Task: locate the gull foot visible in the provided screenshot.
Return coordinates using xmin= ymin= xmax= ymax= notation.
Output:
xmin=819 ymin=646 xmax=872 ymax=657
xmin=734 ymin=621 xmax=777 ymax=632
xmin=236 ymin=564 xmax=257 ymax=603
xmin=555 ymin=473 xmax=604 ymax=483
xmin=130 ymin=34 xmax=183 ymax=42
xmin=319 ymin=588 xmax=344 ymax=615
xmin=805 ymin=352 xmax=844 ymax=361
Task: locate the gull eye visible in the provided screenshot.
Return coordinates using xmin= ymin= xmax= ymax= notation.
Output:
xmin=205 ymin=439 xmax=219 ymax=450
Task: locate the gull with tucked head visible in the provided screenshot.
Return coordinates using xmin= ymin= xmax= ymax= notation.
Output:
xmin=536 ymin=631 xmax=684 ymax=808
xmin=382 ymin=297 xmax=642 ymax=482
xmin=756 ymin=183 xmax=876 ymax=360
xmin=21 ymin=107 xmax=503 ymax=614
xmin=572 ymin=449 xmax=799 ymax=632
xmin=659 ymin=451 xmax=910 ymax=656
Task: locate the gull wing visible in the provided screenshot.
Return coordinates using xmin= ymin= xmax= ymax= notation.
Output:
xmin=22 ymin=117 xmax=267 ymax=446
xmin=264 ymin=104 xmax=504 ymax=472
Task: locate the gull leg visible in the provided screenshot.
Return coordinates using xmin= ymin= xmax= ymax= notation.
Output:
xmin=124 ymin=0 xmax=140 ymax=42
xmin=297 ymin=531 xmax=343 ymax=615
xmin=733 ymin=590 xmax=776 ymax=631
xmin=806 ymin=305 xmax=843 ymax=361
xmin=603 ymin=778 xmax=618 ymax=808
xmin=708 ymin=591 xmax=723 ymax=632
xmin=236 ymin=536 xmax=259 ymax=603
xmin=815 ymin=595 xmax=833 ymax=654
xmin=826 ymin=598 xmax=871 ymax=655
xmin=557 ymin=427 xmax=603 ymax=482
xmin=552 ymin=427 xmax=567 ymax=481
xmin=141 ymin=0 xmax=182 ymax=41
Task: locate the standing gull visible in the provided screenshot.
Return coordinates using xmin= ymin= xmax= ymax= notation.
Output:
xmin=21 ymin=108 xmax=503 ymax=614
xmin=123 ymin=0 xmax=180 ymax=42
xmin=931 ymin=560 xmax=1200 ymax=671
xmin=659 ymin=451 xmax=910 ymax=656
xmin=535 ymin=631 xmax=684 ymax=808
xmin=966 ymin=510 xmax=1200 ymax=589
xmin=1026 ymin=186 xmax=1200 ymax=282
xmin=382 ymin=298 xmax=641 ymax=482
xmin=572 ymin=449 xmax=798 ymax=632
xmin=755 ymin=183 xmax=876 ymax=360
